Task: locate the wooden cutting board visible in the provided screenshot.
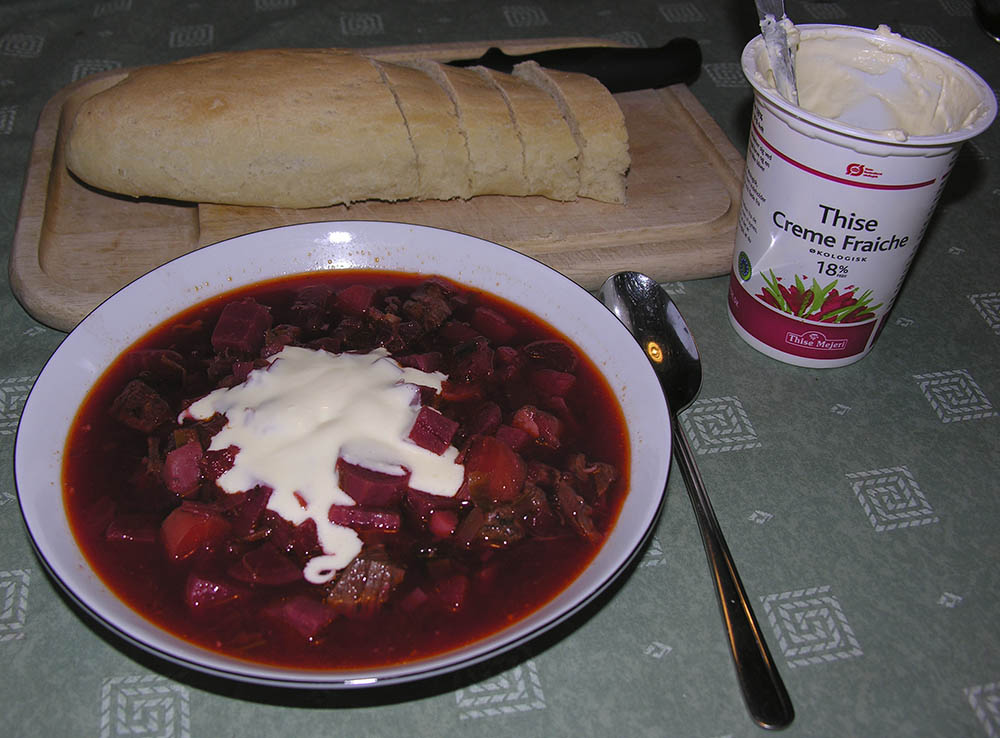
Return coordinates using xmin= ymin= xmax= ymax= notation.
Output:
xmin=10 ymin=38 xmax=744 ymax=332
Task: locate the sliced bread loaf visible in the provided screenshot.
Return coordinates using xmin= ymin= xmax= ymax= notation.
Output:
xmin=474 ymin=66 xmax=580 ymax=201
xmin=406 ymin=59 xmax=528 ymax=197
xmin=512 ymin=60 xmax=629 ymax=203
xmin=376 ymin=60 xmax=472 ymax=201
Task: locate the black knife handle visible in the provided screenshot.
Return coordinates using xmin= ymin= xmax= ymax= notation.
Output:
xmin=447 ymin=38 xmax=701 ymax=92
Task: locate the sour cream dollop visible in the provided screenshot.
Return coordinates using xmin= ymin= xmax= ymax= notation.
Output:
xmin=181 ymin=346 xmax=464 ymax=583
xmin=755 ymin=24 xmax=990 ymax=141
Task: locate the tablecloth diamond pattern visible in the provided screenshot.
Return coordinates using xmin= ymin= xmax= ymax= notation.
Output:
xmin=914 ymin=369 xmax=996 ymax=423
xmin=682 ymin=396 xmax=762 ymax=454
xmin=455 ymin=661 xmax=546 ymax=720
xmin=99 ymin=676 xmax=191 ymax=738
xmin=846 ymin=465 xmax=940 ymax=532
xmin=0 ymin=570 xmax=30 ymax=642
xmin=761 ymin=586 xmax=864 ymax=669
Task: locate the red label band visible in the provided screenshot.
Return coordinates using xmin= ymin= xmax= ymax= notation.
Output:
xmin=753 ymin=125 xmax=937 ymax=190
xmin=728 ymin=272 xmax=876 ymax=360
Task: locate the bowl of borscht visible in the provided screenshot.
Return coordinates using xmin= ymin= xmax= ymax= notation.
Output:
xmin=15 ymin=221 xmax=671 ymax=688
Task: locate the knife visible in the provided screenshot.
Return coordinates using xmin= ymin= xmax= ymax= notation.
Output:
xmin=753 ymin=0 xmax=798 ymax=104
xmin=447 ymin=37 xmax=701 ymax=93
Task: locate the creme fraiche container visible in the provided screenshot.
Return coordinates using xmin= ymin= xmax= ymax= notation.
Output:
xmin=729 ymin=24 xmax=996 ymax=367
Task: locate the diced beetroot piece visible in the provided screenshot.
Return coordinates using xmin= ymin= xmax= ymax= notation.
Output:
xmin=470 ymin=306 xmax=518 ymax=344
xmin=286 ymin=518 xmax=323 ymax=559
xmin=529 ymin=368 xmax=576 ymax=397
xmin=261 ymin=324 xmax=302 ymax=358
xmin=206 ymin=353 xmax=236 ymax=383
xmin=263 ymin=595 xmax=336 ymax=639
xmin=428 ymin=509 xmax=458 ymax=539
xmin=399 ymin=586 xmax=430 ymax=613
xmin=229 ymin=485 xmax=272 ymax=538
xmin=333 ymin=316 xmax=365 ymax=341
xmin=308 ymin=335 xmax=345 ymax=354
xmin=201 ymin=444 xmax=238 ymax=482
xmin=540 ymin=394 xmax=573 ymax=422
xmin=403 ymin=488 xmax=460 ymax=522
xmin=121 ymin=349 xmax=186 ymax=383
xmin=104 ymin=514 xmax=159 ymax=544
xmin=416 ymin=385 xmax=438 ymax=406
xmin=261 ymin=510 xmax=294 ymax=551
xmin=465 ymin=401 xmax=502 ymax=437
xmin=291 ymin=284 xmax=334 ymax=334
xmin=511 ymin=405 xmax=563 ymax=449
xmin=162 ymin=441 xmax=204 ymax=497
xmin=434 ymin=573 xmax=469 ymax=612
xmin=452 ymin=338 xmax=494 ymax=381
xmin=328 ymin=505 xmax=401 ymax=532
xmin=494 ymin=424 xmax=531 ymax=452
xmin=395 ymin=351 xmax=443 ymax=373
xmin=230 ymin=543 xmax=303 ymax=586
xmin=524 ymin=339 xmax=579 ymax=372
xmin=463 ymin=435 xmax=526 ymax=504
xmin=494 ymin=345 xmax=527 ymax=382
xmin=335 ymin=284 xmax=376 ymax=316
xmin=211 ymin=298 xmax=273 ymax=355
xmin=438 ymin=321 xmax=479 ymax=344
xmin=408 ymin=406 xmax=459 ymax=455
xmin=404 ymin=489 xmax=436 ymax=520
xmin=184 ymin=573 xmax=247 ymax=611
xmin=335 ymin=458 xmax=409 ymax=506
xmin=161 ymin=504 xmax=231 ymax=561
xmin=109 ymin=379 xmax=173 ymax=433
xmin=440 ymin=379 xmax=486 ymax=404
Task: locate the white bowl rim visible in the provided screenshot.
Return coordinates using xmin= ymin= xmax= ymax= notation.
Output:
xmin=14 ymin=220 xmax=672 ymax=688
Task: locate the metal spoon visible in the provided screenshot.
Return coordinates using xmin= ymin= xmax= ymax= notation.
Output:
xmin=598 ymin=272 xmax=794 ymax=730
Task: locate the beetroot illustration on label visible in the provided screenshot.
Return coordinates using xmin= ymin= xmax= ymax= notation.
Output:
xmin=756 ymin=271 xmax=882 ymax=324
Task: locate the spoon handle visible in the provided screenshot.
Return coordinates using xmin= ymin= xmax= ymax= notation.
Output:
xmin=672 ymin=422 xmax=795 ymax=729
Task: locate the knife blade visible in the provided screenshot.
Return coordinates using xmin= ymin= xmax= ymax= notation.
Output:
xmin=753 ymin=0 xmax=798 ymax=104
xmin=446 ymin=37 xmax=701 ymax=93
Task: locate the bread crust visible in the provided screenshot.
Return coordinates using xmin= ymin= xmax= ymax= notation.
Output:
xmin=475 ymin=67 xmax=580 ymax=201
xmin=513 ymin=60 xmax=629 ymax=204
xmin=405 ymin=60 xmax=528 ymax=197
xmin=67 ymin=48 xmax=418 ymax=208
xmin=376 ymin=60 xmax=472 ymax=201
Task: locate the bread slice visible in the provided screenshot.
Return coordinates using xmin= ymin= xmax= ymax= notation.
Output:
xmin=376 ymin=60 xmax=472 ymax=201
xmin=66 ymin=48 xmax=418 ymax=208
xmin=406 ymin=59 xmax=528 ymax=197
xmin=474 ymin=66 xmax=579 ymax=201
xmin=513 ymin=60 xmax=629 ymax=203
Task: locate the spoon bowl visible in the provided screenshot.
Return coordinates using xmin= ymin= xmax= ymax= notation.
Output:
xmin=597 ymin=271 xmax=702 ymax=412
xmin=598 ymin=272 xmax=794 ymax=730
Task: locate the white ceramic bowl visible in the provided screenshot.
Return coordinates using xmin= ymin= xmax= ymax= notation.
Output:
xmin=15 ymin=221 xmax=671 ymax=688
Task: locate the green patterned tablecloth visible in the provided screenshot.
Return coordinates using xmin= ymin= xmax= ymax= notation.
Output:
xmin=2 ymin=1 xmax=998 ymax=736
